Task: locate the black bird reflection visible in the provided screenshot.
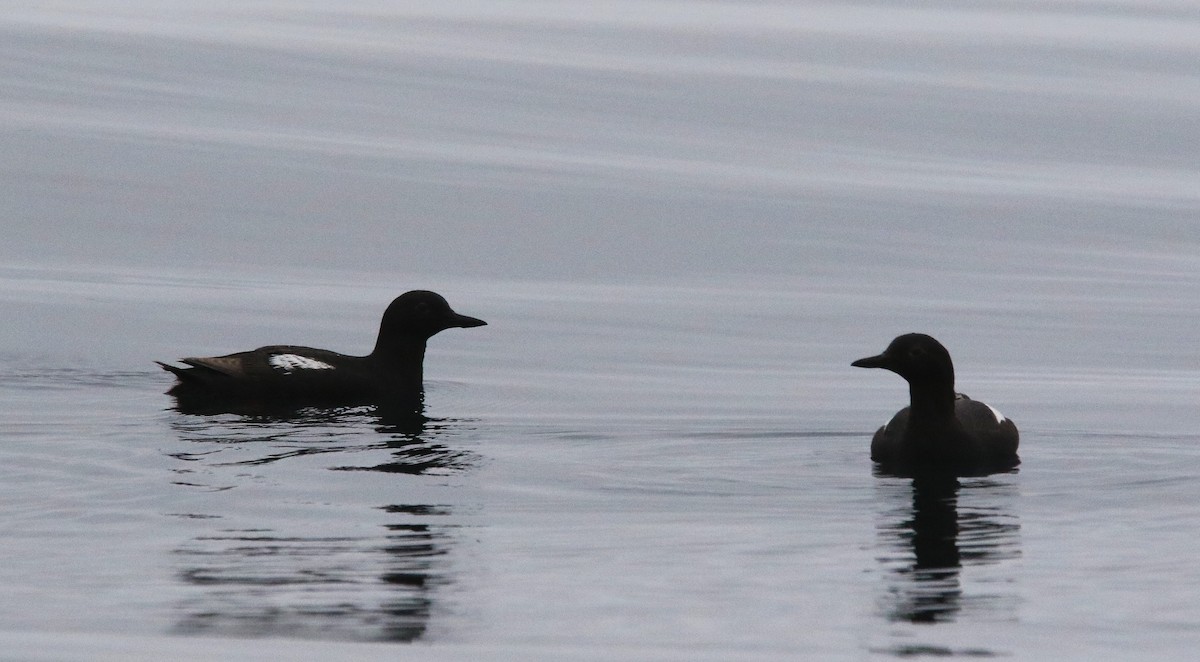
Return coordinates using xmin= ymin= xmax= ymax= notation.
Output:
xmin=172 ymin=504 xmax=458 ymax=642
xmin=165 ymin=397 xmax=479 ymax=474
xmin=875 ymin=470 xmax=1021 ymax=626
xmin=166 ymin=400 xmax=478 ymax=642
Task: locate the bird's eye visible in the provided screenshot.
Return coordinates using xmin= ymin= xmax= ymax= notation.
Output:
xmin=416 ymin=302 xmax=430 ymax=315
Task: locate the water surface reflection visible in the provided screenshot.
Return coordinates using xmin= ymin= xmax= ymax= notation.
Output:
xmin=171 ymin=508 xmax=455 ymax=641
xmin=165 ymin=401 xmax=480 ymax=475
xmin=165 ymin=404 xmax=478 ymax=641
xmin=874 ymin=470 xmax=1021 ymax=645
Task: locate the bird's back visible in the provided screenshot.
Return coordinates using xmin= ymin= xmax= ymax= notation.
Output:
xmin=160 ymin=345 xmax=374 ymax=397
xmin=870 ymin=394 xmax=1019 ymax=475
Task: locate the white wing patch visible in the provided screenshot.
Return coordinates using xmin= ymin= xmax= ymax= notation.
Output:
xmin=268 ymin=354 xmax=335 ymax=373
xmin=985 ymin=404 xmax=1007 ymax=424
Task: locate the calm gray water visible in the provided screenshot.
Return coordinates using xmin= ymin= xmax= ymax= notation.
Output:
xmin=2 ymin=2 xmax=1200 ymax=660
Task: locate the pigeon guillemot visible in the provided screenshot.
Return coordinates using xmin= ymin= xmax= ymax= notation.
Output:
xmin=157 ymin=290 xmax=486 ymax=406
xmin=852 ymin=333 xmax=1019 ymax=474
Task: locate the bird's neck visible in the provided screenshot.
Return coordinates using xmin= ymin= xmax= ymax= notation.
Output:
xmin=907 ymin=381 xmax=958 ymax=428
xmin=371 ymin=336 xmax=428 ymax=390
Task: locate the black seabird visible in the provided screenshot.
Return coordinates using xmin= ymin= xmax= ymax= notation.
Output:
xmin=852 ymin=333 xmax=1019 ymax=475
xmin=158 ymin=290 xmax=485 ymax=408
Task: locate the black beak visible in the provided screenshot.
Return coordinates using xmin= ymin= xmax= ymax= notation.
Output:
xmin=451 ymin=313 xmax=487 ymax=329
xmin=851 ymin=353 xmax=888 ymax=369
